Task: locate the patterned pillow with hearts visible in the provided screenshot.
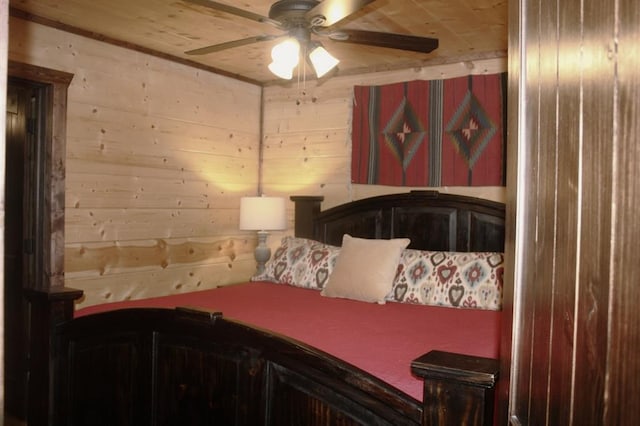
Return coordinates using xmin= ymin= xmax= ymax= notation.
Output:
xmin=251 ymin=236 xmax=341 ymax=290
xmin=386 ymin=250 xmax=504 ymax=311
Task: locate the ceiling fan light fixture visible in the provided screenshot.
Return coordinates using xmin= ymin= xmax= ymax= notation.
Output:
xmin=269 ymin=37 xmax=301 ymax=79
xmin=268 ymin=60 xmax=296 ymax=79
xmin=308 ymin=44 xmax=339 ymax=78
xmin=270 ymin=37 xmax=300 ymax=66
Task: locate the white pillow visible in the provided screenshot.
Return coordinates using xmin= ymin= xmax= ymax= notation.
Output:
xmin=321 ymin=234 xmax=410 ymax=304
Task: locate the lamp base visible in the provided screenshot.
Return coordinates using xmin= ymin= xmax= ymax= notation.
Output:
xmin=254 ymin=231 xmax=271 ymax=275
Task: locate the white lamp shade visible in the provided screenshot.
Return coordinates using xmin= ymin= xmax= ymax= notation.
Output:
xmin=309 ymin=45 xmax=340 ymax=78
xmin=239 ymin=196 xmax=287 ymax=231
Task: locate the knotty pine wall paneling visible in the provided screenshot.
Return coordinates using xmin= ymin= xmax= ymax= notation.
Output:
xmin=9 ymin=18 xmax=263 ymax=308
xmin=260 ymin=57 xmax=508 ymax=209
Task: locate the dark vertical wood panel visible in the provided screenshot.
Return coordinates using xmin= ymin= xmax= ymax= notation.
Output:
xmin=606 ymin=0 xmax=640 ymax=423
xmin=547 ymin=0 xmax=582 ymax=424
xmin=532 ymin=0 xmax=569 ymax=422
xmin=498 ymin=0 xmax=521 ymax=418
xmin=511 ymin=0 xmax=640 ymax=423
xmin=507 ymin=5 xmax=530 ymax=421
xmin=509 ymin=0 xmax=544 ymax=421
xmin=5 ymin=81 xmax=28 ymax=418
xmin=0 ymin=3 xmax=6 ymax=423
xmin=572 ymin=0 xmax=615 ymax=423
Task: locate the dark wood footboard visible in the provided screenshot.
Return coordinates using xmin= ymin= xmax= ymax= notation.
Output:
xmin=53 ymin=305 xmax=422 ymax=425
xmin=26 ymin=288 xmax=499 ymax=426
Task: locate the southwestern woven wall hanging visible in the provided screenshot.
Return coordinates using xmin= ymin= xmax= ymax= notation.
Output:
xmin=351 ymin=73 xmax=507 ymax=187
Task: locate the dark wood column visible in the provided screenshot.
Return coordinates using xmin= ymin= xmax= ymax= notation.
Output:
xmin=412 ymin=350 xmax=499 ymax=426
xmin=25 ymin=287 xmax=83 ymax=426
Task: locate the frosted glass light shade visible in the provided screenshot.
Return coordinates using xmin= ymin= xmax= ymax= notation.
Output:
xmin=309 ymin=45 xmax=340 ymax=77
xmin=268 ymin=38 xmax=300 ymax=79
xmin=239 ymin=196 xmax=287 ymax=231
xmin=271 ymin=38 xmax=300 ymax=66
xmin=268 ymin=60 xmax=295 ymax=79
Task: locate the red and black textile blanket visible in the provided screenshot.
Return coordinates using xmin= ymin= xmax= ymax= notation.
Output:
xmin=351 ymin=73 xmax=507 ymax=187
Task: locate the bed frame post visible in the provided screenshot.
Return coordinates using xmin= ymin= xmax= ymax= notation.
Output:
xmin=24 ymin=287 xmax=83 ymax=426
xmin=290 ymin=195 xmax=324 ymax=239
xmin=412 ymin=350 xmax=499 ymax=426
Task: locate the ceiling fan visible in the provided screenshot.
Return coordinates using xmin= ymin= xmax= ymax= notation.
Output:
xmin=184 ymin=0 xmax=439 ymax=79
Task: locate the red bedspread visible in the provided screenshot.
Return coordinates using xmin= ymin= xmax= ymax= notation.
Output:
xmin=76 ymin=281 xmax=501 ymax=401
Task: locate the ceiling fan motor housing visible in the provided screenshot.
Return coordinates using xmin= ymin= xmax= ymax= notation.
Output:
xmin=268 ymin=0 xmax=322 ymax=27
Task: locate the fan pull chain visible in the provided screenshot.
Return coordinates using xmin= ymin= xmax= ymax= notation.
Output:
xmin=295 ymin=45 xmax=308 ymax=105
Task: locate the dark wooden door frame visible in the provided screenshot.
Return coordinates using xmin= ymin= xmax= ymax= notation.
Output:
xmin=7 ymin=61 xmax=73 ymax=291
xmin=7 ymin=61 xmax=73 ymax=423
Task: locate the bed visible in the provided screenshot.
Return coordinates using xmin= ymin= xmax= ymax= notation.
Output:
xmin=26 ymin=190 xmax=505 ymax=426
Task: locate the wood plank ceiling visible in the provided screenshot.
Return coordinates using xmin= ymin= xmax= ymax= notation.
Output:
xmin=9 ymin=0 xmax=507 ymax=86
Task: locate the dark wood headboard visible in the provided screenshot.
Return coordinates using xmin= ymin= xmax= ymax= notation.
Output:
xmin=291 ymin=190 xmax=505 ymax=252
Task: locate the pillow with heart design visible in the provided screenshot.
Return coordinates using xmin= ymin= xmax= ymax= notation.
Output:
xmin=251 ymin=236 xmax=340 ymax=290
xmin=387 ymin=249 xmax=504 ymax=311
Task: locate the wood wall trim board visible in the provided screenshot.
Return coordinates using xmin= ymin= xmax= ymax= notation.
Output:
xmin=8 ymin=6 xmax=262 ymax=87
xmin=8 ymin=60 xmax=73 ymax=85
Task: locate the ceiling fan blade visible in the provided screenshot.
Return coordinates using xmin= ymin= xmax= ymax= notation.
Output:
xmin=329 ymin=29 xmax=439 ymax=54
xmin=305 ymin=0 xmax=375 ymax=27
xmin=184 ymin=0 xmax=282 ymax=27
xmin=185 ymin=35 xmax=281 ymax=55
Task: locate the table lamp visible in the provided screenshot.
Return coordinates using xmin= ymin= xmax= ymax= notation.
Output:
xmin=239 ymin=196 xmax=287 ymax=274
